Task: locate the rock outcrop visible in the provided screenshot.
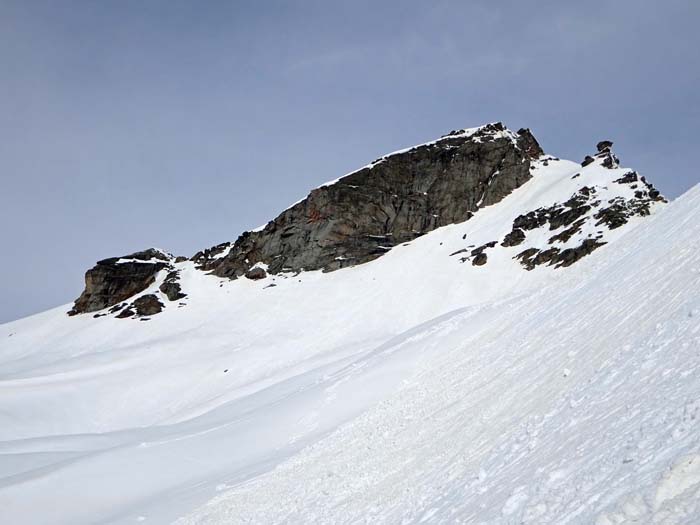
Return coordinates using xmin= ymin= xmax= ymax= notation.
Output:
xmin=503 ymin=147 xmax=665 ymax=271
xmin=67 ymin=126 xmax=666 ymax=320
xmin=440 ymin=143 xmax=666 ymax=272
xmin=195 ymin=123 xmax=542 ymax=278
xmin=515 ymin=239 xmax=607 ymax=270
xmin=159 ymin=270 xmax=187 ymax=301
xmin=244 ymin=267 xmax=268 ymax=280
xmin=132 ymin=294 xmax=164 ymax=316
xmin=69 ymin=249 xmax=173 ymax=315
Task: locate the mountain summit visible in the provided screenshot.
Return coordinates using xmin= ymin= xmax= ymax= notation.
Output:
xmin=3 ymin=123 xmax=695 ymax=525
xmin=68 ymin=123 xmax=663 ymax=319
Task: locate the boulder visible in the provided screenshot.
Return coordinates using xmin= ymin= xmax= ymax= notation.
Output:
xmin=245 ymin=267 xmax=267 ymax=280
xmin=554 ymin=239 xmax=606 ymax=267
xmin=596 ymin=140 xmax=613 ymax=153
xmin=501 ymin=228 xmax=526 ymax=247
xmin=472 ymin=253 xmax=488 ymax=266
xmin=132 ymin=294 xmax=164 ymax=316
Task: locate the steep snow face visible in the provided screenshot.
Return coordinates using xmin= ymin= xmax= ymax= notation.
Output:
xmin=0 ymin=159 xmax=691 ymax=524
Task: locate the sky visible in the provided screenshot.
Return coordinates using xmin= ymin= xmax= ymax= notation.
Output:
xmin=1 ymin=0 xmax=698 ymax=323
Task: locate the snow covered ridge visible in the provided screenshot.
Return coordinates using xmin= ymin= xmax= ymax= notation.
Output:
xmin=66 ymin=123 xmax=664 ymax=320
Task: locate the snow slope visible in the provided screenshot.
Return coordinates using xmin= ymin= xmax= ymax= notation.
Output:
xmin=0 ymin=159 xmax=696 ymax=523
xmin=178 ymin=183 xmax=700 ymax=525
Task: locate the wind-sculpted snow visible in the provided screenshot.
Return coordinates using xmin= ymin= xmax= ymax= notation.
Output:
xmin=0 ymin=153 xmax=694 ymax=522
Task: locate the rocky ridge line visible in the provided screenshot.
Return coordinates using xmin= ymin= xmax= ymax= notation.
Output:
xmin=67 ymin=125 xmax=665 ymax=319
xmin=69 ymin=123 xmax=543 ymax=316
xmin=194 ymin=123 xmax=542 ymax=279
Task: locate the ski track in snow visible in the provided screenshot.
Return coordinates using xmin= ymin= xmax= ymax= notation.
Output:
xmin=0 ymin=156 xmax=697 ymax=524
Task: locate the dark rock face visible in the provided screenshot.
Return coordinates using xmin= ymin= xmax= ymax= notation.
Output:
xmin=510 ymin=188 xmax=593 ymax=238
xmin=132 ymin=294 xmax=164 ymax=316
xmin=69 ymin=249 xmax=172 ymax=315
xmin=454 ymin=240 xmax=498 ymax=265
xmin=614 ymin=171 xmax=638 ymax=185
xmin=198 ymin=123 xmax=542 ymax=279
xmin=594 ymin=175 xmax=666 ymax=230
xmin=548 ymin=219 xmax=586 ymax=244
xmin=601 ymin=153 xmax=618 ymax=169
xmin=595 ymin=198 xmax=648 ymax=229
xmin=115 ymin=307 xmax=135 ymax=319
xmin=581 ymin=156 xmax=595 ymax=167
xmin=580 ymin=140 xmax=618 ymax=169
xmin=109 ymin=303 xmax=126 ymax=314
xmin=191 ymin=242 xmax=231 ymax=268
xmin=597 ymin=140 xmax=613 ymax=152
xmin=472 ymin=241 xmax=497 ymax=256
xmin=593 ymin=140 xmax=619 ymax=169
xmin=159 ymin=270 xmax=186 ymax=301
xmin=516 ymin=239 xmax=606 ymax=271
xmin=517 ymin=128 xmax=545 ymax=158
xmin=501 ymin=228 xmax=526 ymax=247
xmin=472 ymin=253 xmax=488 ymax=266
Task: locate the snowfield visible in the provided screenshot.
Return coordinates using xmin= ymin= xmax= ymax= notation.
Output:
xmin=0 ymin=157 xmax=698 ymax=524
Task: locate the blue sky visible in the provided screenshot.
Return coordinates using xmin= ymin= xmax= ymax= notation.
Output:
xmin=1 ymin=0 xmax=698 ymax=323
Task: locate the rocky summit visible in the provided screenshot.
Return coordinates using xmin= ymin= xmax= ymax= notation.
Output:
xmin=6 ymin=120 xmax=696 ymax=525
xmin=194 ymin=123 xmax=542 ymax=277
xmin=67 ymin=122 xmax=665 ymax=318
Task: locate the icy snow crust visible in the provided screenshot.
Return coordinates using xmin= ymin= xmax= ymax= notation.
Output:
xmin=0 ymin=158 xmax=698 ymax=523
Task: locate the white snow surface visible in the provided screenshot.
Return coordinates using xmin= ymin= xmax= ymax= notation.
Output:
xmin=1 ymin=156 xmax=698 ymax=524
